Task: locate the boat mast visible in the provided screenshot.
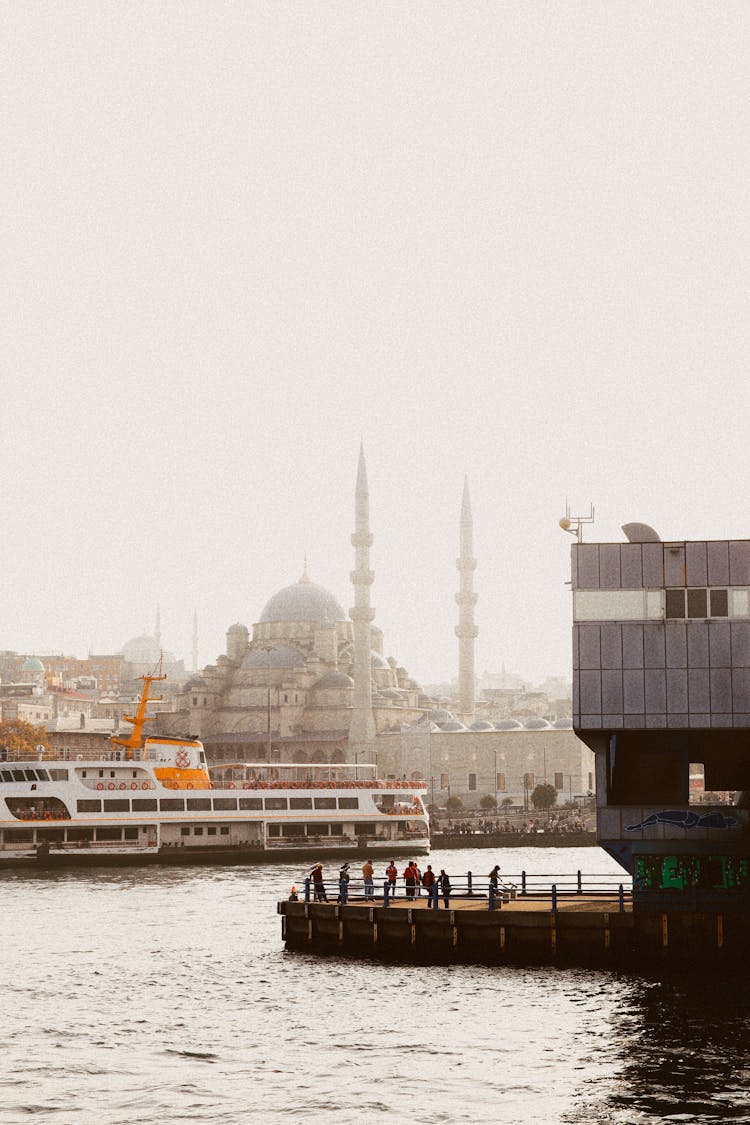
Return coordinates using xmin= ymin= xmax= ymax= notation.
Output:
xmin=112 ymin=658 xmax=166 ymax=760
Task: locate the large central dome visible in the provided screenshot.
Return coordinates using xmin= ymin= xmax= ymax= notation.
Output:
xmin=259 ymin=572 xmax=346 ymax=626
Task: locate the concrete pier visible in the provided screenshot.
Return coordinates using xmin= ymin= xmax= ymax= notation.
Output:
xmin=278 ymin=896 xmax=750 ymax=968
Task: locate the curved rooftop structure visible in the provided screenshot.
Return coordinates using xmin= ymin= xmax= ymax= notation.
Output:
xmin=259 ymin=573 xmax=345 ymax=627
xmin=241 ymin=644 xmax=306 ymax=670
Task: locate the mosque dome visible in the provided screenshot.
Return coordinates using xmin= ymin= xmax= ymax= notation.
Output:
xmin=494 ymin=719 xmax=523 ymax=730
xmin=371 ymin=651 xmax=390 ymax=669
xmin=184 ymin=676 xmax=208 ymax=691
xmin=22 ymin=657 xmax=45 ymax=673
xmin=469 ymin=720 xmax=496 ymax=731
xmin=552 ymin=717 xmax=573 ymax=729
xmin=440 ymin=720 xmax=467 ymax=731
xmin=429 ymin=708 xmax=453 ymax=724
xmin=259 ymin=572 xmax=345 ymax=627
xmin=524 ymin=717 xmax=552 ymax=729
xmin=312 ymin=671 xmax=354 ymax=691
xmin=227 ymin=622 xmax=248 ymax=635
xmin=122 ymin=634 xmax=161 ymax=664
xmin=241 ymin=644 xmax=306 ymax=670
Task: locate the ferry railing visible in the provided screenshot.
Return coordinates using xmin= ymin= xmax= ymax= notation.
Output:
xmin=301 ymin=871 xmax=632 ymax=913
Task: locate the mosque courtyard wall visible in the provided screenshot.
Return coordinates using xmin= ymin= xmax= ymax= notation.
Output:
xmin=374 ymin=728 xmax=595 ymax=809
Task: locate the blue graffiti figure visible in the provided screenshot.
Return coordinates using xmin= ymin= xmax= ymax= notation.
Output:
xmin=626 ymin=810 xmax=737 ymax=832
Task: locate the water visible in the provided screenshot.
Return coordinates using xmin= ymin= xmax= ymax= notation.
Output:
xmin=1 ymin=846 xmax=749 ymax=1124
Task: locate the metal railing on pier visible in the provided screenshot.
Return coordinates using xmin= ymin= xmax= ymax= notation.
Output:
xmin=299 ymin=869 xmax=633 ymax=913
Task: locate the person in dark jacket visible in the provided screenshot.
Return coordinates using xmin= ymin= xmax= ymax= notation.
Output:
xmin=438 ymin=869 xmax=451 ymax=908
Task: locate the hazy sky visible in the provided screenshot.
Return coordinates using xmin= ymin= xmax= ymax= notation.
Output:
xmin=3 ymin=4 xmax=750 ymax=687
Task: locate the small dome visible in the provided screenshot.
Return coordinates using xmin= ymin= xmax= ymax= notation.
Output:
xmin=494 ymin=719 xmax=523 ymax=730
xmin=259 ymin=573 xmax=345 ymax=626
xmin=184 ymin=676 xmax=207 ymax=691
xmin=524 ymin=717 xmax=552 ymax=729
xmin=429 ymin=708 xmax=453 ymax=723
xmin=552 ymin=717 xmax=573 ymax=729
xmin=313 ymin=671 xmax=354 ymax=690
xmin=371 ymin=651 xmax=390 ymax=669
xmin=227 ymin=622 xmax=248 ymax=635
xmin=241 ymin=644 xmax=306 ymax=670
xmin=21 ymin=657 xmax=45 ymax=673
xmin=469 ymin=720 xmax=496 ymax=731
xmin=440 ymin=720 xmax=467 ymax=731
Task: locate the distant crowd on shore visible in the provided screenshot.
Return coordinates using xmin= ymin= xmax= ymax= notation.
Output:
xmin=438 ymin=813 xmax=591 ymax=836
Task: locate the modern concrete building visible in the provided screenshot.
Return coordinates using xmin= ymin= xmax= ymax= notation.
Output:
xmin=572 ymin=523 xmax=750 ymax=905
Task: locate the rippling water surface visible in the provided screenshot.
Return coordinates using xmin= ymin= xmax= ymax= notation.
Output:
xmin=2 ymin=846 xmax=750 ymax=1124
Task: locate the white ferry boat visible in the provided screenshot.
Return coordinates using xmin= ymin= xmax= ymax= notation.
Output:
xmin=0 ymin=675 xmax=430 ymax=867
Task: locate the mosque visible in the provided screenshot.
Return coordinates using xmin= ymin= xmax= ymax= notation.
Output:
xmin=156 ymin=448 xmax=594 ymax=807
xmin=157 ymin=447 xmax=433 ymax=762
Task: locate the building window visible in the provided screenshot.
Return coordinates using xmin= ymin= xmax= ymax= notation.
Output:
xmin=588 ymin=772 xmax=593 ymax=790
xmin=666 ymin=588 xmax=730 ymax=620
xmin=440 ymin=773 xmax=449 ymax=790
xmin=710 ymin=588 xmax=729 ymax=616
xmin=192 ymin=697 xmax=198 ymax=706
xmin=468 ymin=773 xmax=477 ymax=791
xmin=554 ymin=772 xmax=564 ymax=791
xmin=496 ymin=773 xmax=506 ymax=792
xmin=524 ymin=772 xmax=535 ymax=790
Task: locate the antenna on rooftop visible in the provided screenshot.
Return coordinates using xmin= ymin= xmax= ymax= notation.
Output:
xmin=559 ymin=501 xmax=595 ymax=543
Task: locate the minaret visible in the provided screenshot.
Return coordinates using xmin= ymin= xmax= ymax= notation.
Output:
xmin=192 ymin=610 xmax=198 ymax=672
xmin=348 ymin=443 xmax=376 ymax=747
xmin=455 ymin=477 xmax=478 ymax=722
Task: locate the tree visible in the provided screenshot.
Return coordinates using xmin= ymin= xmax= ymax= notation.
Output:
xmin=530 ymin=782 xmax=557 ymax=811
xmin=0 ymin=719 xmax=48 ymax=759
xmin=479 ymin=794 xmax=497 ymax=811
xmin=446 ymin=794 xmax=464 ymax=814
xmin=501 ymin=797 xmax=514 ymax=809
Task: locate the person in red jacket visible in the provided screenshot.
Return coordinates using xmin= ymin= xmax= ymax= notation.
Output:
xmin=403 ymin=860 xmax=416 ymax=900
xmin=421 ymin=863 xmax=436 ymax=906
xmin=386 ymin=860 xmax=398 ymax=897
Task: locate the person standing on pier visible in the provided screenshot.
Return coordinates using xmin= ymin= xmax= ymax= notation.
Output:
xmin=311 ymin=863 xmax=327 ymax=902
xmin=338 ymin=863 xmax=350 ymax=903
xmin=362 ymin=858 xmax=374 ymax=901
xmin=386 ymin=860 xmax=398 ymax=898
xmin=438 ymin=869 xmax=451 ymax=908
xmin=422 ymin=864 xmax=435 ymax=906
xmin=403 ymin=861 xmax=417 ymax=900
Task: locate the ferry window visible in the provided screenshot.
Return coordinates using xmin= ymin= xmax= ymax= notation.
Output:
xmin=160 ymin=799 xmax=186 ymax=811
xmin=24 ymin=770 xmax=38 ymax=782
xmin=496 ymin=773 xmax=506 ymax=791
xmin=95 ymin=828 xmax=122 ymax=841
xmin=267 ymin=824 xmax=281 ymax=837
xmin=207 ymin=826 xmax=217 ymax=835
xmin=220 ymin=826 xmax=229 ymax=835
xmin=4 ymin=828 xmax=33 ymax=843
xmin=11 ymin=770 xmax=25 ymax=782
xmin=132 ymin=798 xmax=157 ymax=811
xmin=281 ymin=824 xmax=305 ymax=836
xmin=357 ymin=823 xmax=376 ymax=834
xmin=47 ymin=769 xmax=68 ymax=781
xmin=81 ymin=771 xmax=87 ymax=778
xmin=194 ymin=827 xmax=204 ymax=836
xmin=666 ymin=589 xmax=685 ymax=618
xmin=181 ymin=826 xmax=190 ymax=836
xmin=468 ymin=773 xmax=477 ymax=791
xmin=213 ymin=798 xmax=237 ymax=811
xmin=305 ymin=823 xmax=321 ymax=835
xmin=132 ymin=771 xmax=138 ymax=778
xmin=239 ymin=797 xmax=262 ymax=810
xmin=109 ymin=771 xmax=115 ymax=778
xmin=328 ymin=823 xmax=344 ymax=836
xmin=554 ymin=773 xmax=564 ymax=791
xmin=77 ymin=800 xmax=101 ymax=813
xmin=103 ymin=799 xmax=129 ymax=812
xmin=124 ymin=828 xmax=138 ymax=840
xmin=265 ymin=797 xmax=288 ymax=810
xmin=290 ymin=797 xmax=312 ymax=809
xmin=36 ymin=770 xmax=49 ymax=781
xmin=710 ymin=588 xmax=729 ymax=616
xmin=338 ymin=797 xmax=359 ymax=809
xmin=687 ymin=589 xmax=707 ymax=618
xmin=0 ymin=771 xmax=12 ymax=782
xmin=99 ymin=770 xmax=104 ymax=777
xmin=186 ymin=798 xmax=211 ymax=811
xmin=314 ymin=797 xmax=336 ymax=810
